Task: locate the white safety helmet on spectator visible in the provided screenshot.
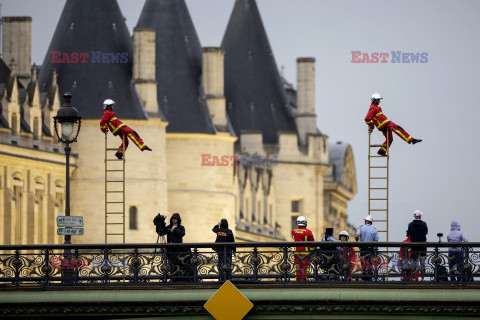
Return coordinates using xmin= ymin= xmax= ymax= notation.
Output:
xmin=296 ymin=216 xmax=307 ymax=227
xmin=371 ymin=93 xmax=383 ymax=100
xmin=339 ymin=230 xmax=349 ymax=239
xmin=364 ymin=215 xmax=373 ymax=222
xmin=103 ymin=99 xmax=115 ymax=109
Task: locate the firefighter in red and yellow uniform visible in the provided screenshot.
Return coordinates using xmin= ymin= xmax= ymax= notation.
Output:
xmin=100 ymin=99 xmax=152 ymax=159
xmin=291 ymin=216 xmax=315 ymax=281
xmin=365 ymin=93 xmax=422 ymax=156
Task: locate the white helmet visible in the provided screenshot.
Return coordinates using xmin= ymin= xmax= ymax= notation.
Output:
xmin=364 ymin=215 xmax=373 ymax=222
xmin=296 ymin=215 xmax=307 ymax=227
xmin=339 ymin=230 xmax=349 ymax=239
xmin=103 ymin=99 xmax=115 ymax=109
xmin=371 ymin=93 xmax=383 ymax=100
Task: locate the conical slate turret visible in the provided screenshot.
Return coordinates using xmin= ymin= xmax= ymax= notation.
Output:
xmin=136 ymin=0 xmax=215 ymax=133
xmin=37 ymin=0 xmax=146 ymax=119
xmin=222 ymin=0 xmax=297 ymax=144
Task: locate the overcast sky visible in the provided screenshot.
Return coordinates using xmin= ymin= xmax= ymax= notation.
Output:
xmin=3 ymin=0 xmax=479 ymax=242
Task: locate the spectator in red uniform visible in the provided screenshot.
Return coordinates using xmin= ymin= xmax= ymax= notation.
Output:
xmin=365 ymin=93 xmax=422 ymax=156
xmin=100 ymin=99 xmax=151 ymax=159
xmin=291 ymin=216 xmax=315 ymax=281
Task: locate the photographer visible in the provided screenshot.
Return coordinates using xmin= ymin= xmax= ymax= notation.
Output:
xmin=153 ymin=213 xmax=189 ymax=282
xmin=212 ymin=219 xmax=236 ymax=281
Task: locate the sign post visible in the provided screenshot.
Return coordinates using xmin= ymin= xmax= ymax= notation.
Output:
xmin=57 ymin=216 xmax=84 ymax=236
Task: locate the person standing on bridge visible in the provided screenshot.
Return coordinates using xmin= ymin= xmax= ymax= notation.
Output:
xmin=355 ymin=215 xmax=379 ymax=280
xmin=291 ymin=216 xmax=315 ymax=281
xmin=447 ymin=220 xmax=470 ymax=282
xmin=212 ymin=219 xmax=236 ymax=281
xmin=365 ymin=93 xmax=422 ymax=156
xmin=100 ymin=99 xmax=152 ymax=159
xmin=407 ymin=210 xmax=428 ymax=280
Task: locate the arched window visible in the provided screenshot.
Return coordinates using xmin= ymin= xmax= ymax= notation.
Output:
xmin=11 ymin=113 xmax=18 ymax=135
xmin=33 ymin=117 xmax=40 ymax=141
xmin=129 ymin=206 xmax=137 ymax=230
xmin=35 ymin=181 xmax=45 ymax=243
xmin=12 ymin=176 xmax=24 ymax=244
xmin=55 ymin=184 xmax=65 ymax=214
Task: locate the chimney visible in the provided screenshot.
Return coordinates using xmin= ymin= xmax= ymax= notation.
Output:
xmin=2 ymin=17 xmax=32 ymax=87
xmin=133 ymin=27 xmax=158 ymax=115
xmin=295 ymin=57 xmax=317 ymax=145
xmin=202 ymin=47 xmax=227 ymax=131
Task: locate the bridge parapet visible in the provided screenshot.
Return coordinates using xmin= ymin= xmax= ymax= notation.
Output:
xmin=0 ymin=242 xmax=478 ymax=286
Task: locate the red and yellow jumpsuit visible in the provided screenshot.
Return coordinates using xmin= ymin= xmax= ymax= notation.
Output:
xmin=100 ymin=109 xmax=147 ymax=156
xmin=339 ymin=246 xmax=357 ymax=280
xmin=365 ymin=103 xmax=413 ymax=154
xmin=398 ymin=237 xmax=419 ymax=281
xmin=291 ymin=226 xmax=315 ymax=281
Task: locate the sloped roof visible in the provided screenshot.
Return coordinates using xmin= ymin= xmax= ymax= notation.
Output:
xmin=136 ymin=0 xmax=215 ymax=133
xmin=37 ymin=0 xmax=147 ymax=120
xmin=222 ymin=0 xmax=297 ymax=144
xmin=329 ymin=142 xmax=348 ymax=183
xmin=328 ymin=141 xmax=357 ymax=195
xmin=0 ymin=102 xmax=10 ymax=128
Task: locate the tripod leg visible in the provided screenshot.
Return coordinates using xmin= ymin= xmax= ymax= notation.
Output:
xmin=153 ymin=233 xmax=160 ymax=260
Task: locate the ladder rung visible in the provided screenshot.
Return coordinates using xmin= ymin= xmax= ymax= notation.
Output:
xmin=370 ymin=209 xmax=387 ymax=211
xmin=370 ymin=177 xmax=387 ymax=179
xmin=372 ymin=219 xmax=388 ymax=222
xmin=107 ymin=201 xmax=124 ymax=204
xmin=106 ymin=212 xmax=124 ymax=215
xmin=106 ymin=148 xmax=120 ymax=151
xmin=369 ymin=155 xmax=388 ymax=158
xmin=106 ymin=170 xmax=124 ymax=172
xmin=370 ymin=187 xmax=388 ymax=190
xmin=106 ymin=223 xmax=124 ymax=225
xmin=370 ymin=144 xmax=386 ymax=148
xmin=378 ymin=230 xmax=388 ymax=233
xmin=106 ymin=233 xmax=124 ymax=236
xmin=106 ymin=191 xmax=124 ymax=193
xmin=106 ymin=180 xmax=124 ymax=183
xmin=106 ymin=159 xmax=124 ymax=162
xmin=370 ymin=198 xmax=387 ymax=200
xmin=370 ymin=166 xmax=388 ymax=168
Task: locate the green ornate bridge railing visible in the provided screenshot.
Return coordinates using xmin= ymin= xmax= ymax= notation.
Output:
xmin=0 ymin=241 xmax=478 ymax=287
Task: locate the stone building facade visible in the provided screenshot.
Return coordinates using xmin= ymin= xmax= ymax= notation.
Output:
xmin=0 ymin=0 xmax=357 ymax=245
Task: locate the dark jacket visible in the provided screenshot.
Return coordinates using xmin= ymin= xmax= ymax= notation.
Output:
xmin=407 ymin=219 xmax=428 ymax=242
xmin=212 ymin=219 xmax=236 ymax=253
xmin=158 ymin=213 xmax=185 ymax=244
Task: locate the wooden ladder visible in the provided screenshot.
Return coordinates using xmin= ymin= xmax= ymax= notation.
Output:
xmin=104 ymin=133 xmax=126 ymax=243
xmin=368 ymin=131 xmax=389 ymax=241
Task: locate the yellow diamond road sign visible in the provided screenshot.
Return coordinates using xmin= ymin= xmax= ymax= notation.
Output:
xmin=204 ymin=281 xmax=253 ymax=320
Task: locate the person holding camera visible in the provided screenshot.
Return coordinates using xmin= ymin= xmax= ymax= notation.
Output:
xmin=212 ymin=219 xmax=236 ymax=281
xmin=153 ymin=213 xmax=189 ymax=282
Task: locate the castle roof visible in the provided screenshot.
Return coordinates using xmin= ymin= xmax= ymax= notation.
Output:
xmin=37 ymin=0 xmax=147 ymax=120
xmin=327 ymin=141 xmax=357 ymax=195
xmin=136 ymin=0 xmax=215 ymax=133
xmin=222 ymin=0 xmax=297 ymax=144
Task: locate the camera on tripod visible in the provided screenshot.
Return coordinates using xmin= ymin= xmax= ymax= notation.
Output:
xmin=153 ymin=214 xmax=167 ymax=231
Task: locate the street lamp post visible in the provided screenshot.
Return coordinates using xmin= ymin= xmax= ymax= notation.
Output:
xmin=53 ymin=92 xmax=81 ymax=283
